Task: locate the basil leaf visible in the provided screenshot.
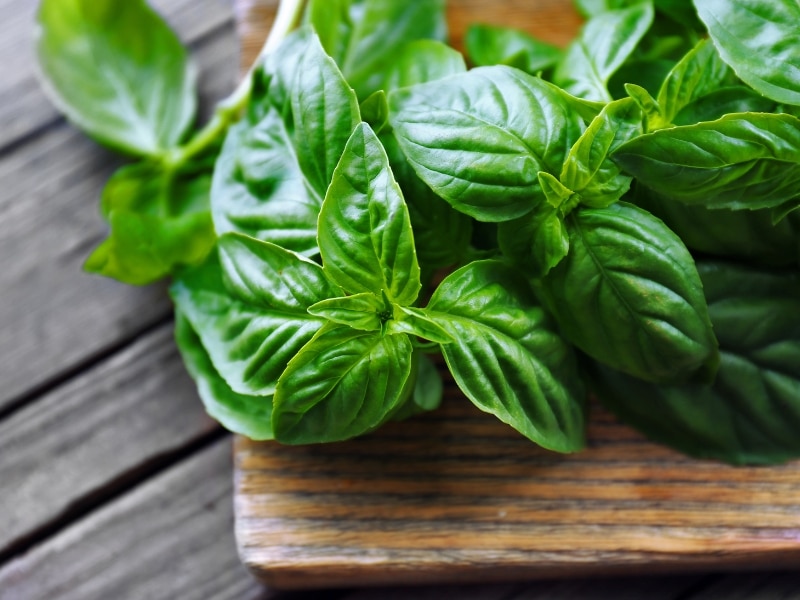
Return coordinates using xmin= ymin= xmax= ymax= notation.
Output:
xmin=273 ymin=324 xmax=414 ymax=443
xmin=655 ymin=38 xmax=733 ymax=127
xmin=554 ymin=2 xmax=654 ymax=101
xmin=307 ymin=0 xmax=447 ymax=100
xmin=560 ymin=97 xmax=643 ymax=207
xmin=381 ymin=133 xmax=472 ymax=280
xmin=170 ymin=253 xmax=329 ymax=397
xmin=589 ymin=262 xmax=800 ymax=465
xmin=307 ymin=293 xmax=384 ymax=331
xmin=175 ymin=311 xmax=274 ymax=441
xmin=319 ymin=123 xmax=421 ymax=305
xmin=672 ymin=86 xmax=777 ymax=126
xmin=412 ymin=354 xmax=444 ymax=412
xmin=212 ymin=28 xmax=360 ymax=255
xmin=389 ymin=66 xmax=584 ymax=221
xmin=85 ymin=162 xmax=215 ymax=285
xmin=613 ymin=113 xmax=800 ymax=210
xmin=465 ymin=24 xmax=562 ymax=74
xmin=427 ymin=261 xmax=586 ymax=452
xmin=217 ymin=233 xmax=341 ymax=311
xmin=360 ymin=90 xmax=390 ymax=134
xmin=538 ymin=202 xmax=719 ymax=384
xmin=632 ymin=185 xmax=800 ymax=267
xmin=387 ymin=306 xmax=455 ymax=344
xmin=695 ymin=0 xmax=800 ymax=106
xmin=385 ymin=40 xmax=467 ymax=91
xmin=36 ymin=0 xmax=196 ymax=156
xmin=498 ymin=206 xmax=570 ymax=278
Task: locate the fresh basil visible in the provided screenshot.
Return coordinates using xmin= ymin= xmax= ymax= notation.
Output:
xmin=695 ymin=0 xmax=800 ymax=106
xmin=389 ymin=66 xmax=583 ymax=221
xmin=36 ymin=0 xmax=197 ymax=156
xmin=427 ymin=260 xmax=586 ymax=452
xmin=590 ymin=262 xmax=800 ymax=465
xmin=465 ymin=24 xmax=562 ymax=74
xmin=538 ymin=202 xmax=719 ymax=384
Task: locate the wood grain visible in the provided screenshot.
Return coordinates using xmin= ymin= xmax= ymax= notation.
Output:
xmin=0 ymin=324 xmax=218 ymax=558
xmin=0 ymin=438 xmax=269 ymax=600
xmin=0 ymin=18 xmax=236 ymax=413
xmin=233 ymin=0 xmax=800 ymax=590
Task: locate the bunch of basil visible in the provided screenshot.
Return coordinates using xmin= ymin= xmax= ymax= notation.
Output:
xmin=36 ymin=0 xmax=800 ymax=464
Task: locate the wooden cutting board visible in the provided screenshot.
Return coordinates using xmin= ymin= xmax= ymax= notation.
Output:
xmin=232 ymin=1 xmax=800 ymax=589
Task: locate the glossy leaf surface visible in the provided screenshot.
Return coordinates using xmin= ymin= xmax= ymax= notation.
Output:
xmin=319 ymin=123 xmax=421 ymax=305
xmin=273 ymin=324 xmax=414 ymax=443
xmin=465 ymin=24 xmax=562 ymax=74
xmin=538 ymin=202 xmax=718 ymax=383
xmin=427 ymin=261 xmax=586 ymax=452
xmin=390 ymin=66 xmax=583 ymax=221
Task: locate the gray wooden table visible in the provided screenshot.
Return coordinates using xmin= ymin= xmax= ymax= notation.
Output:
xmin=0 ymin=1 xmax=797 ymax=598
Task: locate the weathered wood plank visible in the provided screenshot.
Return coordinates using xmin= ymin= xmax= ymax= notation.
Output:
xmin=0 ymin=323 xmax=218 ymax=558
xmin=0 ymin=0 xmax=233 ymax=150
xmin=0 ymin=26 xmax=236 ymax=413
xmin=0 ymin=438 xmax=270 ymax=600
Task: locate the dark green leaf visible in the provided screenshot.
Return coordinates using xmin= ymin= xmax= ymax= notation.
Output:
xmin=613 ymin=113 xmax=800 ymax=210
xmin=389 ymin=66 xmax=584 ymax=221
xmin=175 ymin=311 xmax=274 ymax=440
xmin=631 ymin=184 xmax=800 ymax=267
xmin=273 ymin=324 xmax=414 ymax=443
xmin=498 ymin=206 xmax=570 ymax=278
xmin=672 ymin=86 xmax=777 ymax=126
xmin=360 ymin=90 xmax=390 ymax=133
xmin=538 ymin=202 xmax=719 ymax=384
xmin=36 ymin=0 xmax=196 ymax=156
xmin=695 ymin=0 xmax=800 ymax=106
xmin=170 ymin=254 xmax=329 ymax=397
xmin=554 ymin=2 xmax=654 ymax=101
xmin=427 ymin=261 xmax=586 ymax=452
xmin=212 ymin=28 xmax=360 ymax=255
xmin=387 ymin=306 xmax=455 ymax=344
xmin=589 ymin=262 xmax=800 ymax=465
xmin=465 ymin=24 xmax=562 ymax=74
xmin=319 ymin=123 xmax=421 ymax=305
xmin=306 ymin=0 xmax=447 ymax=100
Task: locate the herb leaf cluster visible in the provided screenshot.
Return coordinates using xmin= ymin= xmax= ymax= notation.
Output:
xmin=37 ymin=0 xmax=800 ymax=464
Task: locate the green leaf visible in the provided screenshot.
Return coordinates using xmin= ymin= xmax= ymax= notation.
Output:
xmin=387 ymin=306 xmax=455 ymax=344
xmin=360 ymin=90 xmax=390 ymax=133
xmin=306 ymin=0 xmax=448 ymax=100
xmin=170 ymin=254 xmax=329 ymax=397
xmin=613 ymin=113 xmax=800 ymax=210
xmin=427 ymin=261 xmax=586 ymax=452
xmin=589 ymin=262 xmax=800 ymax=465
xmin=465 ymin=24 xmax=562 ymax=74
xmin=538 ymin=202 xmax=719 ymax=384
xmin=385 ymin=40 xmax=467 ymax=91
xmin=655 ymin=38 xmax=733 ymax=126
xmin=217 ymin=233 xmax=341 ymax=311
xmin=319 ymin=123 xmax=421 ymax=305
xmin=498 ymin=206 xmax=570 ymax=278
xmin=695 ymin=0 xmax=800 ymax=106
xmin=672 ymin=86 xmax=777 ymax=126
xmin=273 ymin=324 xmax=414 ymax=443
xmin=212 ymin=28 xmax=360 ymax=255
xmin=381 ymin=133 xmax=472 ymax=279
xmin=560 ymin=97 xmax=643 ymax=207
xmin=554 ymin=2 xmax=654 ymax=101
xmin=307 ymin=293 xmax=384 ymax=331
xmin=389 ymin=66 xmax=584 ymax=221
xmin=85 ymin=162 xmax=215 ymax=285
xmin=36 ymin=0 xmax=196 ymax=156
xmin=412 ymin=354 xmax=444 ymax=412
xmin=174 ymin=311 xmax=274 ymax=440
xmin=631 ymin=184 xmax=800 ymax=267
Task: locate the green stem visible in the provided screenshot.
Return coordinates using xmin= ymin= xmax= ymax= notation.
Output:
xmin=164 ymin=0 xmax=308 ymax=170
